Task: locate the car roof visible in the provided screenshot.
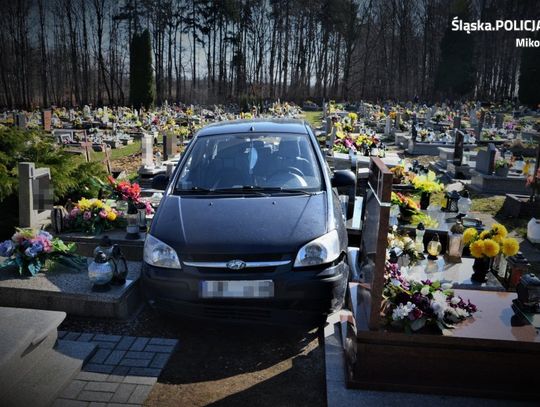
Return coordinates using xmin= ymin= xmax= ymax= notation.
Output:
xmin=196 ymin=118 xmax=310 ymax=137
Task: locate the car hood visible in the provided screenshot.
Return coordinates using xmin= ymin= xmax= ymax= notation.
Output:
xmin=150 ymin=193 xmax=328 ymax=254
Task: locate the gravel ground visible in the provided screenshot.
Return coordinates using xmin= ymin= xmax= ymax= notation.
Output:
xmin=60 ymin=306 xmax=327 ymax=407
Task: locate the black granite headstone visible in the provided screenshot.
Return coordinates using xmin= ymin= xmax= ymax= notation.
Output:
xmin=453 ymin=116 xmax=461 ymax=130
xmin=453 ymin=130 xmax=464 ymax=166
xmin=495 ymin=113 xmax=503 ymax=129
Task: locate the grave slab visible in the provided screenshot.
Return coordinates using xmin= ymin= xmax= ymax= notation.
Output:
xmin=0 ymin=259 xmax=142 ymax=318
xmin=469 ymin=170 xmax=530 ymax=195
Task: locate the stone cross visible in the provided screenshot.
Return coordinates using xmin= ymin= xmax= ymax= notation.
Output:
xmin=18 ymin=162 xmax=53 ymax=228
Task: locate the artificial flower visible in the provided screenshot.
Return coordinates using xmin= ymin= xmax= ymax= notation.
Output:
xmin=469 ymin=240 xmax=485 ymax=258
xmin=501 ymin=237 xmax=519 ymax=257
xmin=482 ymin=239 xmax=500 ymax=257
xmin=463 ymin=228 xmax=477 ymax=245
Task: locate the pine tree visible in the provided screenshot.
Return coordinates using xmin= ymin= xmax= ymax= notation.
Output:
xmin=518 ymin=34 xmax=540 ymax=107
xmin=434 ymin=0 xmax=475 ymax=99
xmin=130 ymin=29 xmax=155 ymax=108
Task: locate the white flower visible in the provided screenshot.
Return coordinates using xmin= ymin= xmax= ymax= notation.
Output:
xmin=451 ymin=296 xmax=461 ymax=305
xmin=431 ymin=291 xmax=449 ymax=319
xmin=391 ymin=278 xmax=402 ymax=287
xmin=392 ymin=302 xmax=416 ymax=321
xmin=420 ymin=286 xmax=431 ymax=296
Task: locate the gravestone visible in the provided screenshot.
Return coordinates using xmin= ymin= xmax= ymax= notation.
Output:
xmin=453 ymin=115 xmax=461 ymax=130
xmin=141 ymin=133 xmax=153 ymax=168
xmin=453 ymin=130 xmax=465 ymax=166
xmin=394 ymin=113 xmax=400 ymax=130
xmin=495 ymin=113 xmax=504 ymax=129
xmin=384 ymin=116 xmax=391 ymax=135
xmin=15 ymin=113 xmax=26 ymax=129
xmin=476 ymin=110 xmax=485 ymax=138
xmin=470 ymin=108 xmax=478 ymax=127
xmin=18 ymin=162 xmax=53 ymax=228
xmin=475 ymin=143 xmax=497 ymax=175
xmin=42 ymin=110 xmax=52 ymax=132
xmin=163 ymin=132 xmax=178 ymax=161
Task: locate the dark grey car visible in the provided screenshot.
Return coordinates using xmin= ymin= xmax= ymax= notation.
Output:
xmin=142 ymin=119 xmax=355 ymax=324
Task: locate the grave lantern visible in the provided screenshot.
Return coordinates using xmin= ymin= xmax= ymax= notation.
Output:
xmin=427 ymin=234 xmax=442 ymax=260
xmin=125 ymin=200 xmax=141 ymax=240
xmin=457 ymin=190 xmax=472 ymax=215
xmin=447 ymin=221 xmax=465 ymax=263
xmin=504 ymin=253 xmax=531 ymax=289
xmin=445 ymin=190 xmax=461 ymax=212
xmin=415 ymin=222 xmax=425 ymax=253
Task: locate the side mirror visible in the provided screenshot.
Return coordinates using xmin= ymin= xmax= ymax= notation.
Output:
xmin=331 ymin=170 xmax=356 ymax=188
xmin=151 ymin=174 xmax=169 ymax=190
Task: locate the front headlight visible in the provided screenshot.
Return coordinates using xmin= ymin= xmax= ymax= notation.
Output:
xmin=144 ymin=234 xmax=181 ymax=269
xmin=294 ymin=230 xmax=341 ymax=268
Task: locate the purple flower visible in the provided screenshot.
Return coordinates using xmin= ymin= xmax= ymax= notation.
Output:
xmin=83 ymin=211 xmax=92 ymax=221
xmin=24 ymin=242 xmax=43 ymax=258
xmin=0 ymin=240 xmax=15 ymax=257
xmin=37 ymin=230 xmax=53 ymax=241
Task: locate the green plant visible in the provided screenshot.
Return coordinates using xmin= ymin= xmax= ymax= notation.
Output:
xmin=495 ymin=158 xmax=510 ymax=169
xmin=0 ymin=127 xmax=107 ymax=204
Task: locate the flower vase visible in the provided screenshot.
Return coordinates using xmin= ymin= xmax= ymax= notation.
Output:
xmin=495 ymin=166 xmax=509 ymax=177
xmin=471 ymin=257 xmax=491 ymax=282
xmin=420 ymin=192 xmax=431 ymax=210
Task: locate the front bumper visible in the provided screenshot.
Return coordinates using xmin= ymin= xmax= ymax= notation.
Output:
xmin=141 ymin=259 xmax=349 ymax=324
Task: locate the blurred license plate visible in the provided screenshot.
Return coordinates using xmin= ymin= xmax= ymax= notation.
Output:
xmin=200 ymin=280 xmax=274 ymax=298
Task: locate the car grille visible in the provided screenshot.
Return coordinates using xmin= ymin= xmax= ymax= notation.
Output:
xmin=182 ymin=253 xmax=293 ymax=273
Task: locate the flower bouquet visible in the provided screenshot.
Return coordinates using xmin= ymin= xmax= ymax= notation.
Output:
xmin=66 ymin=198 xmax=121 ymax=235
xmin=0 ymin=228 xmax=86 ymax=276
xmin=411 ymin=171 xmax=443 ymax=194
xmin=391 ymin=192 xmax=419 ymax=223
xmin=383 ymin=262 xmax=477 ymax=333
xmin=106 ymin=176 xmax=153 ymax=215
xmin=463 ymin=223 xmax=519 ymax=282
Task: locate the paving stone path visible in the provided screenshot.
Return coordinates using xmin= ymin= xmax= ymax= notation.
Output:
xmin=53 ymin=331 xmax=178 ymax=407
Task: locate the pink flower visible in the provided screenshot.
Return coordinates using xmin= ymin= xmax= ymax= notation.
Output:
xmin=98 ymin=210 xmax=107 ymax=219
xmin=83 ymin=211 xmax=92 ymax=221
xmin=70 ymin=208 xmax=80 ymax=218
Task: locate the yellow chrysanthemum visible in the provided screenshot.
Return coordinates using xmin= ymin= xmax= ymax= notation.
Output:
xmin=106 ymin=211 xmax=117 ymax=221
xmin=77 ymin=198 xmax=91 ymax=211
xmin=479 ymin=230 xmax=490 ymax=239
xmin=463 ymin=228 xmax=478 ymax=245
xmin=491 ymin=223 xmax=508 ymax=239
xmin=501 ymin=238 xmax=519 ymax=257
xmin=92 ymin=199 xmax=104 ymax=209
xmin=482 ymin=239 xmax=500 ymax=257
xmin=469 ymin=240 xmax=485 ymax=258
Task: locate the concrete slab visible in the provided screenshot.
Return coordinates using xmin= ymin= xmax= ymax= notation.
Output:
xmin=0 ymin=259 xmax=142 ymax=318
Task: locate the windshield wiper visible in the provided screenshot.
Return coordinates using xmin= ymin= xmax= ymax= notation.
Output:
xmin=211 ymin=186 xmax=270 ymax=196
xmin=220 ymin=186 xmax=317 ymax=196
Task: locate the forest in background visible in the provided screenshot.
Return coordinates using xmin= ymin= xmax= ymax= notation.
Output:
xmin=0 ymin=0 xmax=539 ymax=108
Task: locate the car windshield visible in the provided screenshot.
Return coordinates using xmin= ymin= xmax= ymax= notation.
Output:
xmin=175 ymin=133 xmax=323 ymax=193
